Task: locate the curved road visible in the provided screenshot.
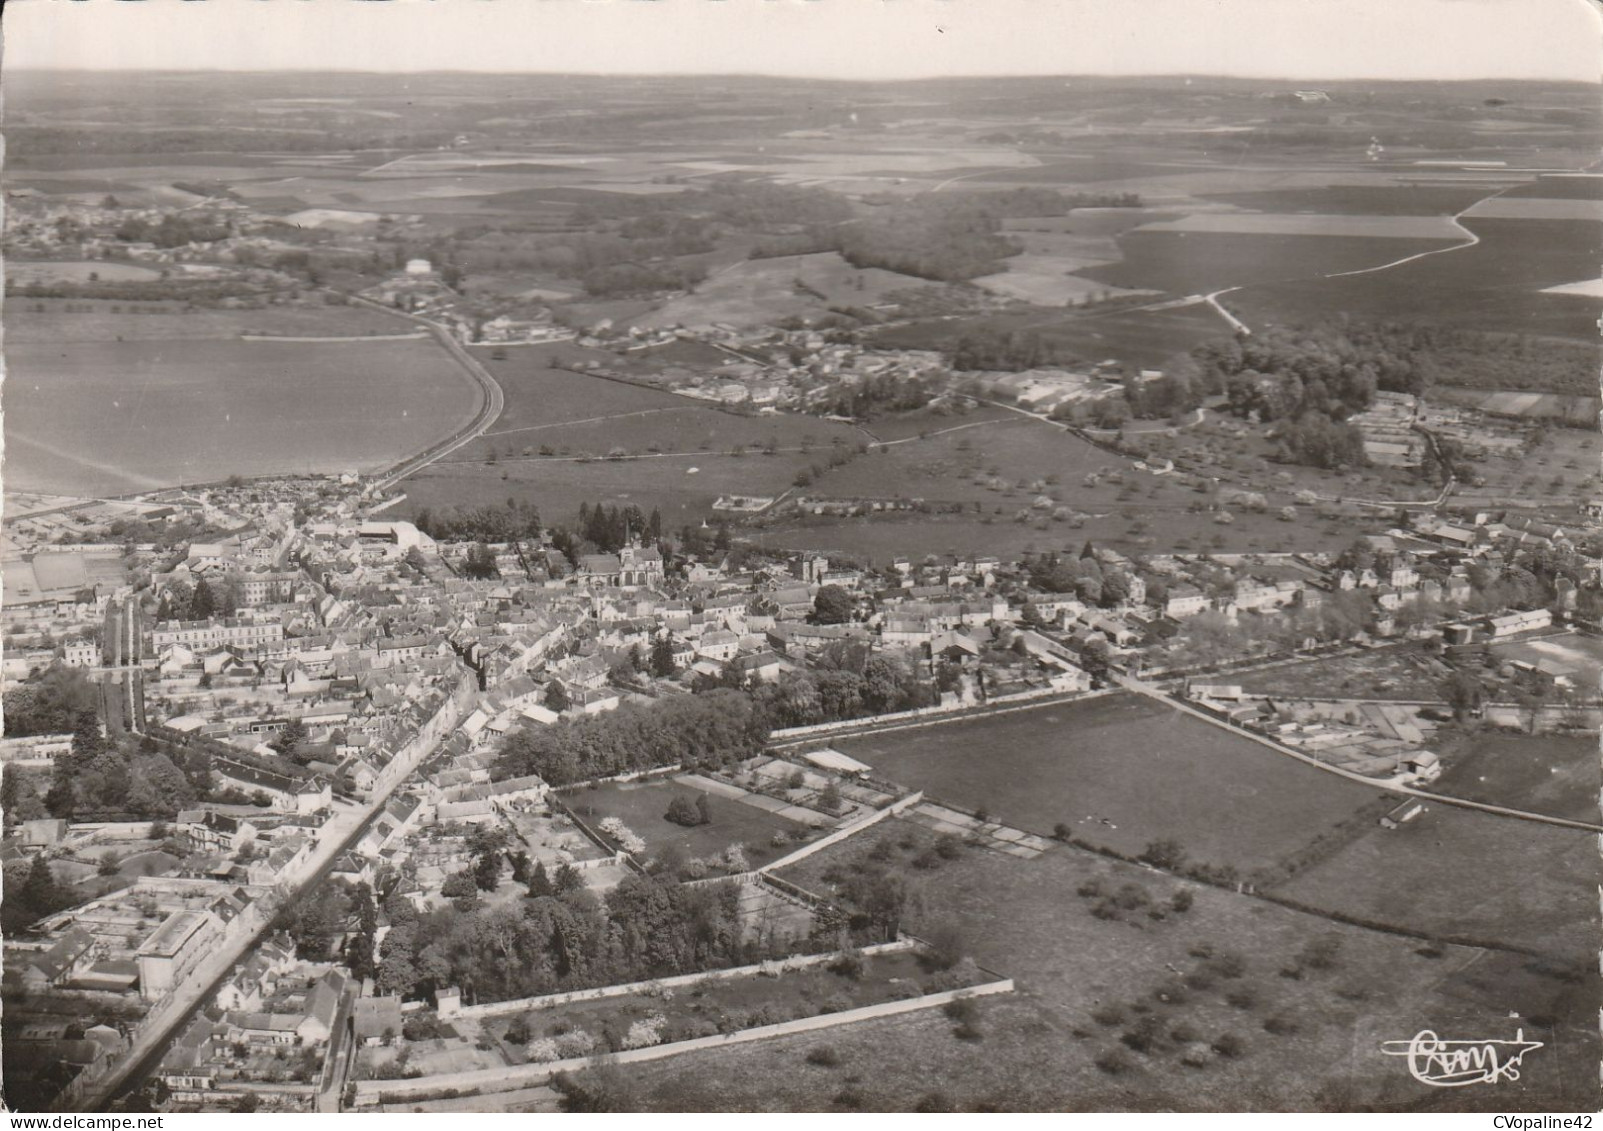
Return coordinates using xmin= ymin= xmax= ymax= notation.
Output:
xmin=337 ymin=295 xmax=506 ymax=495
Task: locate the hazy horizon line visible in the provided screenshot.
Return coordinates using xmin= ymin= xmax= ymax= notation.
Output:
xmin=11 ymin=67 xmax=1598 ymax=85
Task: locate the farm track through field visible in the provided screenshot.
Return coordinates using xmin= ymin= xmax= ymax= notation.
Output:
xmin=1191 ymin=181 xmax=1524 ymax=336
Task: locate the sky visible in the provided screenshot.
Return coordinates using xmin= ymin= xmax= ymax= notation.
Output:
xmin=3 ymin=0 xmax=1600 ymax=82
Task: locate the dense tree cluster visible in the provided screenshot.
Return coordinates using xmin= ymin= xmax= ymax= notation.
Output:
xmin=375 ymin=872 xmax=799 ymax=1006
xmin=947 ymin=327 xmax=1081 ymax=372
xmin=1274 ymin=413 xmax=1368 ymax=470
xmin=839 ymin=197 xmax=1021 ymax=282
xmin=746 ymin=652 xmax=937 ymax=729
xmin=573 ymin=502 xmax=662 ymax=554
xmin=3 ymin=665 xmax=100 ymax=738
xmin=493 ymin=689 xmax=769 ymax=785
xmin=156 ymin=577 xmax=237 ymax=622
xmin=1 ymin=856 xmax=79 ymax=935
xmin=413 ymin=501 xmax=542 ymax=544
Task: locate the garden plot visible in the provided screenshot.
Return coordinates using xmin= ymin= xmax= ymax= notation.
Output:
xmin=903 ymin=803 xmax=1053 ymax=859
xmin=677 ymin=771 xmax=837 ymax=827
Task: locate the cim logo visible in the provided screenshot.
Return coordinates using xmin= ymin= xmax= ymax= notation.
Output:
xmin=1381 ymin=1029 xmax=1544 ymax=1088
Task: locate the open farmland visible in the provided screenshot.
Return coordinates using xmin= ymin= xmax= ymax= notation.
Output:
xmin=1269 ymin=804 xmax=1597 ymax=963
xmin=1424 ymin=731 xmax=1599 ymax=825
xmin=6 ymin=322 xmax=478 ymax=497
xmin=634 ymin=253 xmax=933 ymax=330
xmin=1080 ymin=231 xmax=1462 ymax=295
xmin=829 ymin=693 xmax=1389 ymax=877
xmin=631 ymin=839 xmax=1599 ymax=1111
xmin=870 ymin=301 xmax=1228 ymax=367
xmin=1199 ymin=184 xmax=1494 ymax=215
xmin=1227 ymin=218 xmax=1602 ymax=342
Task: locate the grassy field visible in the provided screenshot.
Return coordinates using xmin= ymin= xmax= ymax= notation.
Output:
xmin=869 ymin=301 xmax=1228 ymax=368
xmin=1228 ymin=218 xmax=1602 ymax=342
xmin=1270 ymin=803 xmax=1597 ymax=963
xmin=1081 ymin=232 xmax=1462 ymax=295
xmin=1424 ymin=730 xmax=1599 ymax=825
xmin=1199 ymin=185 xmax=1493 ymax=216
xmin=5 ymin=302 xmax=411 ymax=343
xmin=561 ymin=779 xmax=808 ymax=869
xmin=634 ymin=253 xmax=931 ymax=330
xmin=6 ymin=332 xmax=478 ymax=497
xmin=7 ymin=260 xmax=164 ymax=284
xmin=830 ymin=693 xmax=1389 ymax=877
xmin=618 ymin=839 xmax=1600 ymax=1111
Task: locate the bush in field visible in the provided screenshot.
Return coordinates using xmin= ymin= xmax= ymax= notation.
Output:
xmin=944 ymin=995 xmax=983 ymax=1041
xmin=1095 ymin=1048 xmax=1136 ymax=1075
xmin=1139 ymin=839 xmax=1188 ymax=870
xmin=1225 ymin=988 xmax=1258 ymax=1011
xmin=1077 ymin=879 xmax=1105 ymax=899
xmin=1299 ymin=935 xmax=1343 ymax=971
xmin=915 ymin=1091 xmax=959 ymax=1112
xmin=1170 ymin=889 xmax=1194 ymax=913
xmin=1208 ymin=952 xmax=1247 ymax=979
xmin=1120 ymin=1015 xmax=1165 ymax=1054
xmin=1091 ymin=1003 xmax=1127 ymax=1027
xmin=1263 ymin=1014 xmax=1301 ymax=1036
xmin=1212 ymin=1032 xmax=1246 ymax=1059
xmin=806 ymin=1045 xmax=842 ymax=1067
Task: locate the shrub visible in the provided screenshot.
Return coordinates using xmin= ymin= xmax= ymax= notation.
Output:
xmin=1120 ymin=1015 xmax=1164 ymax=1053
xmin=821 ymin=992 xmax=855 ymax=1015
xmin=1139 ymin=838 xmax=1188 ymax=870
xmin=1151 ymin=985 xmax=1188 ymax=1006
xmin=806 ymin=1045 xmax=842 ymax=1067
xmin=1090 ymin=1003 xmax=1127 ymax=1027
xmin=1187 ymin=943 xmax=1215 ymax=960
xmin=1090 ymin=901 xmax=1120 ymax=921
xmin=944 ymin=996 xmax=983 ymax=1040
xmin=1300 ymin=935 xmax=1343 ymax=971
xmin=935 ymin=835 xmax=963 ymax=860
xmin=1212 ymin=1032 xmax=1246 ymax=1058
xmin=1095 ymin=1047 xmax=1135 ymax=1075
xmin=1170 ymin=1022 xmax=1203 ymax=1044
xmin=1224 ymin=988 xmax=1257 ymax=1011
xmin=1170 ymin=889 xmax=1194 ymax=913
xmin=1278 ymin=963 xmax=1304 ymax=981
xmin=1052 ymin=823 xmax=1072 ymax=842
xmin=1180 ymin=1043 xmax=1212 ymax=1068
xmin=1263 ymin=1014 xmax=1300 ymax=1036
xmin=833 ymin=1086 xmax=867 ymax=1109
xmin=915 ymin=1091 xmax=958 ymax=1113
xmin=827 ymin=951 xmax=865 ymax=980
xmin=1077 ymin=879 xmax=1105 ymax=899
xmin=1208 ymin=952 xmax=1247 ymax=979
xmin=1184 ymin=970 xmax=1215 ymax=992
xmin=1114 ymin=883 xmax=1150 ymax=911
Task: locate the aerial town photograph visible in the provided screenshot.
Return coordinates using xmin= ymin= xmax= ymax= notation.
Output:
xmin=0 ymin=0 xmax=1598 ymax=1118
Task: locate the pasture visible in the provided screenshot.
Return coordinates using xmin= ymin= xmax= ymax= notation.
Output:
xmin=1081 ymin=231 xmax=1461 ymax=295
xmin=1135 ymin=213 xmax=1462 ymax=239
xmin=1227 ymin=218 xmax=1602 ymax=342
xmin=6 ymin=332 xmax=478 ymax=497
xmin=656 ymin=838 xmax=1600 ymax=1111
xmin=831 ymin=693 xmax=1389 ymax=877
xmin=7 ymin=260 xmax=163 ymax=284
xmin=634 ymin=253 xmax=932 ymax=330
xmin=1270 ymin=804 xmax=1597 ymax=964
xmin=1199 ymin=184 xmax=1492 ymax=216
xmin=1425 ymin=731 xmax=1599 ymax=826
xmin=561 ymin=779 xmax=808 ymax=869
